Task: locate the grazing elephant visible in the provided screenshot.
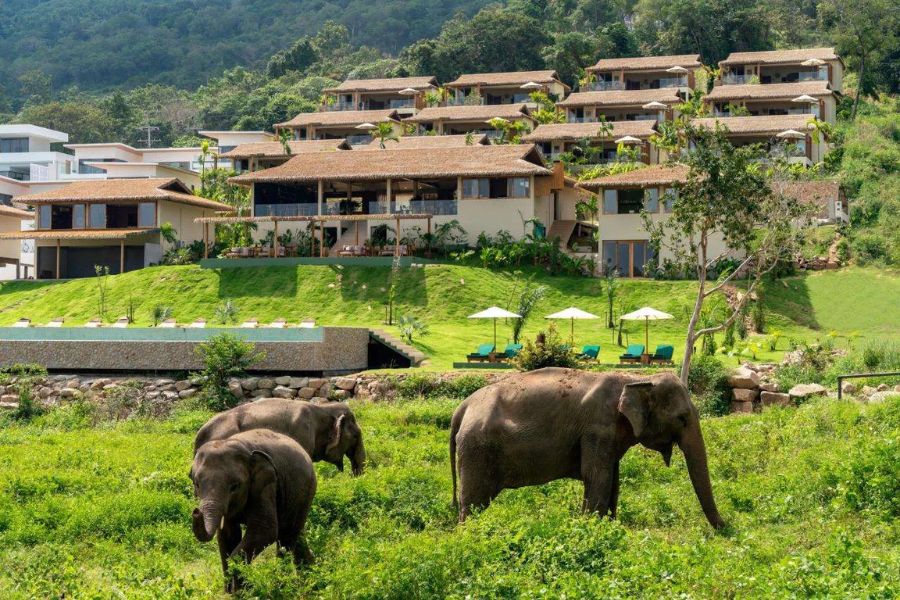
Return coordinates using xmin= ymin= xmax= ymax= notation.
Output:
xmin=194 ymin=399 xmax=366 ymax=475
xmin=449 ymin=368 xmax=725 ymax=529
xmin=190 ymin=429 xmax=317 ymax=592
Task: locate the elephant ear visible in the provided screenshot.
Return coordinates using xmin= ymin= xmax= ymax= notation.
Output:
xmin=618 ymin=381 xmax=652 ymax=438
xmin=326 ymin=414 xmax=346 ymax=451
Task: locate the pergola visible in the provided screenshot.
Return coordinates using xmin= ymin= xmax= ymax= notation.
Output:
xmin=193 ymin=213 xmax=434 ymax=258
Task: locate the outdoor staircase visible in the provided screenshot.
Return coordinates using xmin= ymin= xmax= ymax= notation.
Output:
xmin=331 ymin=221 xmax=366 ymax=252
xmin=369 ymin=328 xmax=428 ymax=367
xmin=547 ymin=220 xmax=577 ymax=249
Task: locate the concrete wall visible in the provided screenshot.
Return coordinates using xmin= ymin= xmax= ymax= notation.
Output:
xmin=157 ymin=201 xmax=215 ymax=251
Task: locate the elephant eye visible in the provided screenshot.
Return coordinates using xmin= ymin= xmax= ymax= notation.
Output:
xmin=229 ymin=482 xmax=240 ymax=492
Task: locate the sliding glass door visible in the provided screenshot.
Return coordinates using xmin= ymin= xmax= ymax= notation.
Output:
xmin=603 ymin=240 xmax=654 ymax=277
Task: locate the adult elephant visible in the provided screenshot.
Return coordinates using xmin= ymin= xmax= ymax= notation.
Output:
xmin=194 ymin=400 xmax=366 ymax=475
xmin=191 ymin=429 xmax=316 ymax=592
xmin=449 ymin=368 xmax=725 ymax=529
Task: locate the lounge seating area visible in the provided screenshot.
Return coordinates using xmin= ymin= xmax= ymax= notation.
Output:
xmin=578 ymin=345 xmax=601 ymax=360
xmin=619 ymin=344 xmax=645 ymax=364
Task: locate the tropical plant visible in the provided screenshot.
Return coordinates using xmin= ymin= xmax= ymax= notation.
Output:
xmin=599 ymin=267 xmax=618 ymax=328
xmin=488 ymin=117 xmax=529 ymax=145
xmin=508 ymin=280 xmax=548 ymax=344
xmin=94 ymin=264 xmax=110 ymax=320
xmin=374 ymin=122 xmax=399 ymax=149
xmin=398 ymin=314 xmax=428 ymax=344
xmin=278 ymin=128 xmax=293 ymax=155
xmin=159 ymin=222 xmax=178 ymax=246
xmin=151 ymin=305 xmax=173 ymax=326
xmin=195 ymin=333 xmax=265 ymax=410
xmin=214 ymin=299 xmax=238 ymax=325
xmin=514 ymin=323 xmax=578 ymax=370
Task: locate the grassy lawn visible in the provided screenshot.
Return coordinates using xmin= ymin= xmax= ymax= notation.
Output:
xmin=0 ymin=264 xmax=896 ymax=369
xmin=0 ymin=395 xmax=897 ymax=597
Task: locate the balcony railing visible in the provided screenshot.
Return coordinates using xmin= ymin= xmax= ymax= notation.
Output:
xmin=721 ymin=74 xmax=754 ymax=85
xmin=255 ymin=203 xmax=318 ymax=217
xmin=345 ymin=134 xmax=374 ymax=145
xmin=367 ymin=200 xmax=459 ymax=216
xmin=581 ymin=80 xmax=624 ymax=92
xmin=657 ymin=76 xmax=688 ymax=88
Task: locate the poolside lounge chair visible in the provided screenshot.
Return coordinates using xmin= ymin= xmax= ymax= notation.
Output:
xmin=337 ymin=245 xmax=356 ymax=257
xmin=189 ymin=318 xmax=207 ymax=328
xmin=503 ymin=343 xmax=523 ymax=359
xmin=466 ymin=343 xmax=496 ymax=362
xmin=379 ymin=244 xmax=408 ymax=257
xmin=619 ymin=344 xmax=645 ymax=364
xmin=240 ymin=318 xmax=259 ymax=328
xmin=111 ymin=316 xmax=130 ymax=328
xmin=42 ymin=318 xmax=64 ymax=327
xmin=84 ymin=318 xmax=102 ymax=328
xmin=12 ymin=318 xmax=31 ymax=328
xmin=299 ymin=318 xmax=316 ymax=328
xmin=577 ymin=345 xmax=601 ymax=360
xmin=158 ymin=318 xmax=177 ymax=328
xmin=266 ymin=318 xmax=287 ymax=328
xmin=649 ymin=344 xmax=675 ymax=365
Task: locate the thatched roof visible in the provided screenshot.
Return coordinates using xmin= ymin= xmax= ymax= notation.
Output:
xmin=324 ymin=76 xmax=438 ymax=93
xmin=692 ymin=114 xmax=817 ymax=135
xmin=588 ymin=54 xmax=701 ymax=73
xmin=404 ymin=103 xmax=533 ymax=124
xmin=231 ymin=144 xmax=548 ymax=184
xmin=0 ymin=204 xmax=33 ymax=219
xmin=705 ymin=81 xmax=832 ymax=102
xmin=720 ymin=47 xmax=840 ymax=67
xmin=14 ymin=178 xmax=233 ymax=211
xmin=445 ymin=70 xmax=567 ymax=90
xmin=0 ymin=228 xmax=160 ymax=241
xmin=781 ymin=180 xmax=840 ymax=208
xmin=523 ymin=120 xmax=656 ymax=142
xmin=578 ymin=164 xmax=689 ymax=190
xmin=219 ymin=139 xmax=351 ymax=159
xmin=276 ymin=109 xmax=401 ymax=128
xmin=360 ymin=134 xmax=489 ymax=149
xmin=557 ymin=89 xmax=681 ymax=108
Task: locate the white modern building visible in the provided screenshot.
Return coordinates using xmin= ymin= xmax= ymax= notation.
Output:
xmin=0 ymin=125 xmax=75 ymax=182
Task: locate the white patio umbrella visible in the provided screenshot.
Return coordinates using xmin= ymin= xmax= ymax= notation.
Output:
xmin=398 ymin=87 xmax=419 ymax=95
xmin=620 ymin=306 xmax=674 ymax=354
xmin=615 ymin=135 xmax=643 ymax=145
xmin=468 ymin=306 xmax=521 ymax=350
xmin=545 ymin=306 xmax=599 ymax=345
xmin=665 ymin=66 xmax=689 ymax=74
xmin=520 ymin=81 xmax=544 ymax=90
xmin=642 ymin=101 xmax=669 ymax=110
xmin=801 ymin=58 xmax=826 ymax=67
xmin=355 ymin=122 xmax=377 ymax=130
xmin=791 ymin=94 xmax=818 ymax=104
xmin=776 ymin=129 xmax=805 ymax=139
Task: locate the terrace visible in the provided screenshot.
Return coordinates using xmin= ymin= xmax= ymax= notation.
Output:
xmin=583 ymin=54 xmax=700 ymax=93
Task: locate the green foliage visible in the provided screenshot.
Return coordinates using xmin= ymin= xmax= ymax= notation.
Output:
xmin=151 ymin=305 xmax=173 ymax=327
xmin=394 ymin=373 xmax=487 ymax=400
xmin=687 ymin=355 xmax=731 ymax=416
xmin=514 ymin=323 xmax=579 ymax=370
xmin=509 ymin=280 xmax=547 ymax=344
xmin=398 ymin=314 xmax=428 ymax=344
xmin=214 ymin=299 xmax=238 ymax=325
xmin=195 ymin=333 xmax=265 ymax=410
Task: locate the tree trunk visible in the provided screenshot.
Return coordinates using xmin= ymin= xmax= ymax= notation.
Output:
xmin=680 ymin=239 xmax=708 ymax=385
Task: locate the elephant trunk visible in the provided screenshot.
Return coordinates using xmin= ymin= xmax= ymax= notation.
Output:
xmin=192 ymin=498 xmax=225 ymax=542
xmin=678 ymin=416 xmax=726 ymax=530
xmin=350 ymin=438 xmax=366 ymax=476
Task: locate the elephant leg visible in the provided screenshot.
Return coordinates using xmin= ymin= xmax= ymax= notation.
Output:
xmin=457 ymin=446 xmax=500 ymax=522
xmin=580 ymin=435 xmax=615 ymax=516
xmin=291 ymin=535 xmax=315 ymax=566
xmin=608 ymin=461 xmax=621 ymax=519
xmin=217 ymin=520 xmax=242 ymax=591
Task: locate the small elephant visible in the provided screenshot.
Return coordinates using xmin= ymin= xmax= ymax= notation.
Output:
xmin=194 ymin=399 xmax=366 ymax=475
xmin=450 ymin=368 xmax=725 ymax=529
xmin=190 ymin=429 xmax=317 ymax=592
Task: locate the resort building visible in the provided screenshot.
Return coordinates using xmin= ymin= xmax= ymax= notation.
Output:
xmin=782 ymin=180 xmax=847 ymax=224
xmin=221 ymin=139 xmax=352 ymax=173
xmin=444 ymin=70 xmax=570 ymax=107
xmin=692 ymin=114 xmax=828 ymax=166
xmin=321 ymin=76 xmax=439 ymax=116
xmin=557 ymin=89 xmax=681 ymax=123
xmin=583 ymin=54 xmax=701 ymax=95
xmin=5 ymin=178 xmax=231 ymax=279
xmin=403 ymin=104 xmax=536 ymax=138
xmin=704 ymin=81 xmax=837 ymax=124
xmin=275 ymin=109 xmax=403 ymax=145
xmin=227 ymin=144 xmax=585 ymax=249
xmin=0 ymin=203 xmax=33 ymax=279
xmin=522 ymin=120 xmax=660 ymax=164
xmin=360 ymin=134 xmax=490 ymax=149
xmin=0 ymin=124 xmax=75 ymax=182
xmin=718 ymin=47 xmax=843 ymax=92
xmin=199 ymin=130 xmax=274 ymax=156
xmin=64 ymin=142 xmax=215 ymax=183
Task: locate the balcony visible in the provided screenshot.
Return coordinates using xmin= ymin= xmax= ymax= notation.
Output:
xmin=255 ymin=203 xmax=319 ymax=217
xmin=721 ymin=73 xmax=754 ymax=85
xmin=657 ymin=76 xmax=688 ymax=88
xmin=581 ymin=80 xmax=624 ymax=92
xmin=367 ymin=200 xmax=459 ymax=216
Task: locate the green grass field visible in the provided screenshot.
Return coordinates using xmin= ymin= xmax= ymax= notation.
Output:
xmin=0 ymin=265 xmax=900 ymax=369
xmin=0 ymin=264 xmax=896 ymax=369
xmin=0 ymin=395 xmax=897 ymax=598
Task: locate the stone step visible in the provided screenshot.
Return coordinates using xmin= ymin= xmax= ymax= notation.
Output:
xmin=369 ymin=328 xmax=427 ymax=365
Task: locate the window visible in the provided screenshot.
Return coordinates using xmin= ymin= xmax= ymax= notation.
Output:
xmin=644 ymin=188 xmax=659 ymax=213
xmin=90 ymin=204 xmax=106 ymax=228
xmin=50 ymin=205 xmax=73 ymax=229
xmin=617 ymin=189 xmax=644 ymax=214
xmin=138 ymin=202 xmax=156 ymax=227
xmin=663 ymin=189 xmax=677 ymax=213
xmin=508 ymin=177 xmax=530 ymax=198
xmin=0 ymin=138 xmax=29 ymax=153
xmin=73 ymin=204 xmax=85 ymax=229
xmin=603 ymin=190 xmax=617 ymax=214
xmin=462 ymin=178 xmax=489 ymax=198
xmin=0 ymin=193 xmax=12 ymax=207
xmin=106 ymin=204 xmax=139 ymax=228
xmin=39 ymin=205 xmax=51 ymax=229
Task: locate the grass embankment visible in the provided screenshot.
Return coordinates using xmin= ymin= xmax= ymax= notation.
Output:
xmin=0 ymin=264 xmax=896 ymax=368
xmin=0 ymin=396 xmax=897 ymax=597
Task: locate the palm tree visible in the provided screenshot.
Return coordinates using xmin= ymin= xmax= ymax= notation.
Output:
xmin=375 ymin=122 xmax=399 ymax=149
xmin=278 ymin=129 xmax=293 ymax=155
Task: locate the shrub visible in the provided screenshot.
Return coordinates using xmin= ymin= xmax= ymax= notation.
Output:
xmin=0 ymin=364 xmax=48 ymax=422
xmin=398 ymin=314 xmax=428 ymax=344
xmin=214 ymin=299 xmax=239 ymax=325
xmin=439 ymin=374 xmax=487 ymax=399
xmin=687 ymin=355 xmax=731 ymax=416
xmin=195 ymin=333 xmax=265 ymax=410
xmin=395 ymin=373 xmax=439 ymax=399
xmin=514 ymin=323 xmax=578 ymax=371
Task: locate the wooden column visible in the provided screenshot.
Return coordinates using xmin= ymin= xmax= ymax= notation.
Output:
xmin=319 ymin=221 xmax=325 ymax=257
xmin=386 ymin=178 xmax=392 ymax=213
xmin=120 ymin=239 xmax=125 ymax=274
xmin=426 ymin=217 xmax=432 ymax=257
xmin=317 ymin=180 xmax=324 ymax=216
xmin=273 ymin=220 xmax=279 ymax=258
xmin=56 ymin=239 xmax=61 ymax=280
xmin=203 ymin=222 xmax=209 ymax=259
xmin=395 ymin=217 xmax=400 ymax=256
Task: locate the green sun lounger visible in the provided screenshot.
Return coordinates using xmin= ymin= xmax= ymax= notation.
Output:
xmin=467 ymin=343 xmax=496 ymax=362
xmin=578 ymin=345 xmax=601 ymax=360
xmin=650 ymin=344 xmax=674 ymax=364
xmin=619 ymin=344 xmax=645 ymax=364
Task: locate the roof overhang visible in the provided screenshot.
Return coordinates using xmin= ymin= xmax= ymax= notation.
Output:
xmin=0 ymin=228 xmax=160 ymax=241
